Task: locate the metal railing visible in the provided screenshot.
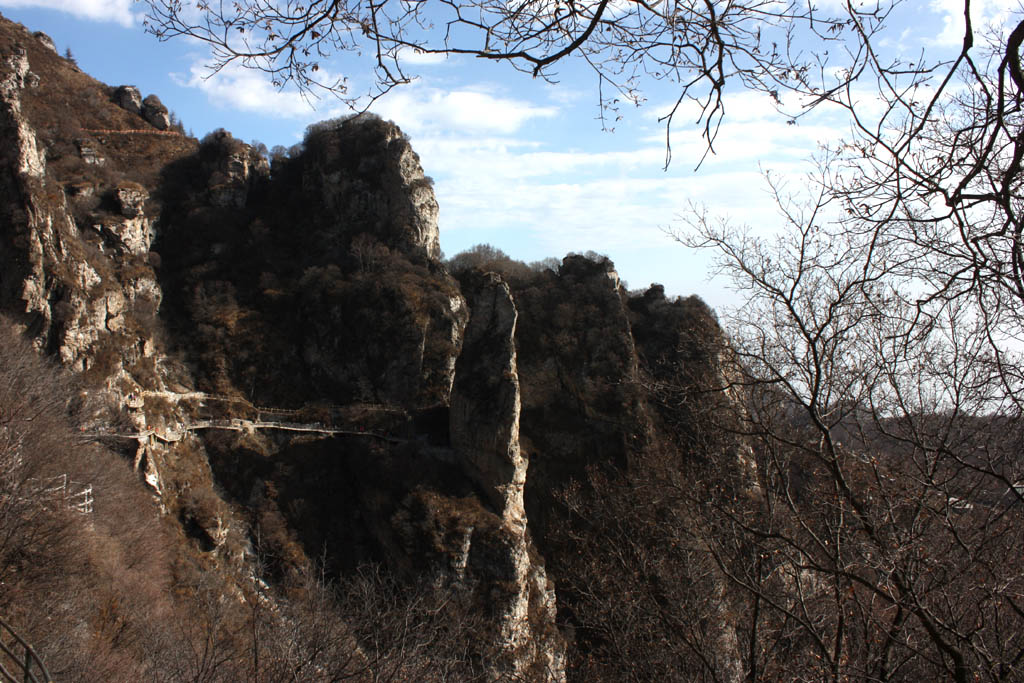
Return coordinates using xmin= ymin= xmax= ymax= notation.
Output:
xmin=39 ymin=474 xmax=93 ymax=515
xmin=0 ymin=617 xmax=50 ymax=683
xmin=30 ymin=474 xmax=93 ymax=515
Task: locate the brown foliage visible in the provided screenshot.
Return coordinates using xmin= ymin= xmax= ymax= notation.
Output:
xmin=0 ymin=319 xmax=177 ymax=679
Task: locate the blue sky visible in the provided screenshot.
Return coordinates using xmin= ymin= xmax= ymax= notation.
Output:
xmin=0 ymin=0 xmax=1014 ymax=308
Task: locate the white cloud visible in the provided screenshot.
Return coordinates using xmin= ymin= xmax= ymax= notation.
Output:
xmin=396 ymin=48 xmax=451 ymax=66
xmin=419 ymin=138 xmax=663 ymax=179
xmin=399 ymin=80 xmax=833 ymax=299
xmin=414 ymin=124 xmax=784 ymax=248
xmin=641 ymin=94 xmax=847 ymax=171
xmin=542 ymin=82 xmax=588 ymax=106
xmin=0 ymin=0 xmax=136 ymax=27
xmin=930 ymin=0 xmax=1019 ymax=47
xmin=173 ymin=60 xmax=348 ymax=120
xmin=373 ymin=85 xmax=558 ymax=135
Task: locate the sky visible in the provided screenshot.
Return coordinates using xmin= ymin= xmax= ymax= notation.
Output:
xmin=0 ymin=0 xmax=1015 ymax=309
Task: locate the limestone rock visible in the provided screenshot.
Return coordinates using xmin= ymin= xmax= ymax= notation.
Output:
xmin=113 ymin=85 xmax=142 ymax=115
xmin=32 ymin=31 xmax=56 ymax=54
xmin=303 ymin=115 xmax=442 ymax=260
xmin=124 ymin=275 xmax=161 ymax=310
xmin=141 ymin=93 xmax=170 ymax=130
xmin=0 ymin=38 xmax=171 ymax=380
xmin=448 ymin=271 xmax=566 ymax=681
xmin=76 ymin=139 xmax=105 ymax=165
xmin=0 ymin=46 xmax=58 ymax=354
xmin=115 ymin=182 xmax=148 ymax=218
xmin=1 ymin=47 xmax=46 ymax=178
xmin=103 ymin=216 xmax=153 ymax=255
xmin=392 ymin=488 xmax=566 ymax=682
xmin=202 ymin=130 xmax=255 ymax=208
xmin=451 ymin=271 xmax=525 ymax=520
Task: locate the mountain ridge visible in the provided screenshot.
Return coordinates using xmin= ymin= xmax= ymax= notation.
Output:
xmin=0 ymin=13 xmax=734 ymax=680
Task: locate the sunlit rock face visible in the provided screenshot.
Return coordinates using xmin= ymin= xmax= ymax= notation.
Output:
xmin=113 ymin=85 xmax=141 ymax=115
xmin=0 ymin=44 xmax=149 ymax=371
xmin=446 ymin=270 xmax=565 ymax=681
xmin=302 ymin=115 xmax=442 ymax=261
xmin=140 ymin=93 xmax=169 ymax=130
xmin=0 ymin=22 xmax=219 ymax=534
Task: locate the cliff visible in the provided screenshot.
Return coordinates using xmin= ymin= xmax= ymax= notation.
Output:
xmin=0 ymin=13 xmax=740 ymax=681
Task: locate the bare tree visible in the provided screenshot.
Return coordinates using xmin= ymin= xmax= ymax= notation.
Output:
xmin=332 ymin=565 xmax=493 ymax=682
xmin=0 ymin=321 xmax=85 ymax=593
xmin=639 ymin=12 xmax=1024 ymax=683
xmin=141 ymin=0 xmax=905 ymax=162
xmin=674 ymin=18 xmax=1024 ymax=669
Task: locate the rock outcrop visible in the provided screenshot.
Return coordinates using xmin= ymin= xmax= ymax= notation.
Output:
xmin=113 ymin=85 xmax=142 ymax=115
xmin=0 ymin=44 xmax=86 ymax=364
xmin=152 ymin=120 xmax=465 ymax=411
xmin=451 ymin=273 xmax=525 ymax=515
xmin=512 ymin=254 xmax=648 ymax=518
xmin=31 ymin=31 xmax=55 ymax=54
xmin=302 ymin=115 xmax=442 ymax=260
xmin=0 ymin=13 xmax=745 ymax=680
xmin=141 ymin=93 xmax=169 ymax=130
xmin=0 ymin=22 xmax=216 ymax=522
xmin=200 ymin=129 xmax=263 ymax=208
xmin=450 ymin=272 xmax=564 ymax=680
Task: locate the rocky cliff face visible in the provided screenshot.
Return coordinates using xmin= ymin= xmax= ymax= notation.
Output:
xmin=151 ymin=116 xmax=464 ymax=411
xmin=0 ymin=13 xmax=741 ymax=681
xmin=0 ymin=25 xmax=198 ymax=507
xmin=302 ymin=118 xmax=442 ymax=260
xmin=450 ymin=272 xmax=564 ymax=678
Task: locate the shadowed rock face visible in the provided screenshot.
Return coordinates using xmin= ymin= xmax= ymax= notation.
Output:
xmin=508 ymin=255 xmax=650 ymax=530
xmin=0 ymin=14 xmax=739 ymax=680
xmin=302 ymin=115 xmax=442 ymax=261
xmin=147 ymin=121 xmax=466 ymax=411
xmin=451 ymin=272 xmax=524 ymax=517
xmin=447 ymin=271 xmax=565 ymax=680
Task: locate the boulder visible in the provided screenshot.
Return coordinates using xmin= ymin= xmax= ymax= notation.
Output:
xmin=114 ymin=85 xmax=142 ymax=115
xmin=141 ymin=94 xmax=170 ymax=130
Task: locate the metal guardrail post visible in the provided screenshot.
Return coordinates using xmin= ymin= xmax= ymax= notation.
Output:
xmin=0 ymin=616 xmax=51 ymax=683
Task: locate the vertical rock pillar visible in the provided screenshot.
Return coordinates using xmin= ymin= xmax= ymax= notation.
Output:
xmin=450 ymin=272 xmax=565 ymax=681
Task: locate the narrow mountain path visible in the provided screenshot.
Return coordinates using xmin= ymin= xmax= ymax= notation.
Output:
xmin=93 ymin=390 xmax=410 ymax=444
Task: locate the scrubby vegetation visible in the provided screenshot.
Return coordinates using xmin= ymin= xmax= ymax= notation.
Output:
xmin=0 ymin=318 xmax=503 ymax=680
xmin=445 ymin=243 xmax=600 ymax=288
xmin=0 ymin=318 xmax=174 ymax=679
xmin=10 ymin=10 xmax=1024 ymax=678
